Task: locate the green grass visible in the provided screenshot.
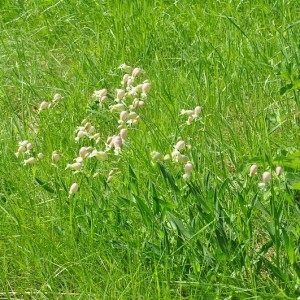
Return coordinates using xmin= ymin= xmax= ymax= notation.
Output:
xmin=1 ymin=0 xmax=300 ymax=299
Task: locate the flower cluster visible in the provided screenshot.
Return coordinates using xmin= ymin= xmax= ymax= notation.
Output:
xmin=15 ymin=140 xmax=44 ymax=165
xmin=38 ymin=93 xmax=62 ymax=113
xmin=151 ymin=139 xmax=194 ymax=180
xmin=180 ymin=105 xmax=201 ymax=125
xmin=249 ymin=164 xmax=283 ymax=190
xmin=69 ymin=64 xmax=151 ymax=184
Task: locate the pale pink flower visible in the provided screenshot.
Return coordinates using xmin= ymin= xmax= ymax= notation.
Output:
xmin=119 ymin=111 xmax=128 ymax=121
xmin=120 ymin=128 xmax=128 ymax=140
xmin=194 ymin=106 xmax=202 ymax=115
xmin=66 ymin=162 xmax=83 ymax=171
xmin=116 ymin=89 xmax=125 ymax=101
xmin=112 ymin=136 xmax=122 ymax=148
xmin=24 ymin=157 xmax=35 ymax=165
xmin=249 ymin=164 xmax=258 ymax=176
xmin=175 ymin=140 xmax=185 ymax=150
xmin=69 ymin=183 xmax=79 ymax=195
xmin=26 ymin=143 xmax=33 ymax=151
xmin=110 ymin=103 xmax=126 ymax=112
xmin=53 ymin=93 xmax=62 ymax=102
xmin=121 ymin=74 xmax=130 ymax=85
xmin=39 ymin=101 xmax=49 ymax=112
xmin=142 ymin=82 xmax=151 ymax=95
xmin=52 ymin=151 xmax=60 ymax=164
xmin=184 ymin=162 xmax=193 ymax=174
xmin=275 ymin=166 xmax=282 ymax=176
xmin=262 ymin=171 xmax=271 ymax=184
xmin=79 ymin=147 xmax=91 ymax=158
xmin=94 ymin=89 xmax=107 ymax=98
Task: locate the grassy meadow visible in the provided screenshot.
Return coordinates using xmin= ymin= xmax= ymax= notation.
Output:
xmin=1 ymin=0 xmax=300 ymax=299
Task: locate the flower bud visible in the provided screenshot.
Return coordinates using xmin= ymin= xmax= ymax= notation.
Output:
xmin=53 ymin=93 xmax=62 ymax=102
xmin=66 ymin=162 xmax=83 ymax=171
xmin=26 ymin=143 xmax=33 ymax=150
xmin=94 ymin=89 xmax=107 ymax=98
xmin=142 ymin=82 xmax=151 ymax=94
xmin=249 ymin=164 xmax=258 ymax=176
xmin=69 ymin=183 xmax=79 ymax=195
xmin=194 ymin=106 xmax=201 ymax=115
xmin=112 ymin=136 xmax=122 ymax=148
xmin=121 ymin=74 xmax=129 ymax=85
xmin=262 ymin=171 xmax=271 ymax=184
xmin=182 ymin=173 xmax=191 ymax=180
xmin=116 ymin=89 xmax=125 ymax=100
xmin=119 ymin=111 xmax=128 ymax=121
xmin=19 ymin=140 xmax=29 ymax=147
xmin=132 ymin=67 xmax=143 ymax=77
xmin=120 ymin=128 xmax=128 ymax=140
xmin=24 ymin=157 xmax=35 ymax=165
xmin=184 ymin=162 xmax=193 ymax=174
xmin=52 ymin=151 xmax=60 ymax=164
xmin=79 ymin=147 xmax=90 ymax=158
xmin=175 ymin=140 xmax=185 ymax=150
xmin=110 ymin=103 xmax=126 ymax=112
xmin=39 ymin=101 xmax=49 ymax=111
xmin=275 ymin=166 xmax=282 ymax=176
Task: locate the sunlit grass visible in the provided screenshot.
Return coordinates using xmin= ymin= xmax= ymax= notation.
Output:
xmin=0 ymin=1 xmax=300 ymax=299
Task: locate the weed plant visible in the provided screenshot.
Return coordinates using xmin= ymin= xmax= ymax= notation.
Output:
xmin=1 ymin=1 xmax=300 ymax=299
